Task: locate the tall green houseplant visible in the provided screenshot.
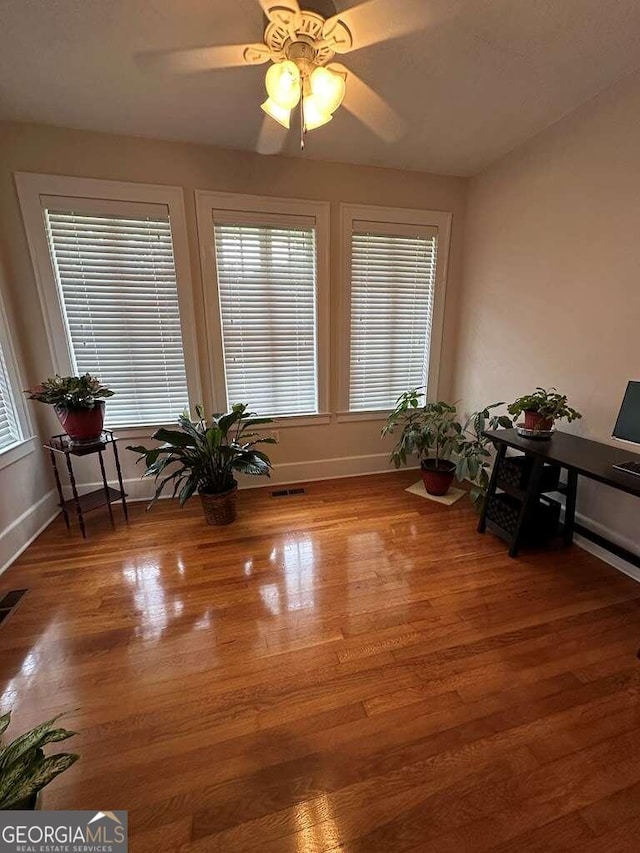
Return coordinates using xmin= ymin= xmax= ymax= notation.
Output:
xmin=128 ymin=403 xmax=277 ymax=525
xmin=383 ymin=392 xmax=464 ymax=495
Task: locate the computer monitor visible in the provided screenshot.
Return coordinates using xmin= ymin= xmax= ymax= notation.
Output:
xmin=612 ymin=381 xmax=640 ymax=476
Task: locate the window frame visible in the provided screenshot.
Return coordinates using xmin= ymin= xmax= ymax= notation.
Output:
xmin=195 ymin=190 xmax=331 ymax=426
xmin=337 ymin=202 xmax=452 ymax=421
xmin=0 ymin=279 xmax=33 ymax=470
xmin=15 ymin=172 xmax=202 ymax=430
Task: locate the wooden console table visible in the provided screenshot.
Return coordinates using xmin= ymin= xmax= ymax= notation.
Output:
xmin=45 ymin=430 xmax=128 ymax=538
xmin=479 ymin=429 xmax=640 ymax=565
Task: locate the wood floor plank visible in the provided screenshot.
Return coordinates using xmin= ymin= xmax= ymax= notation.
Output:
xmin=0 ymin=470 xmax=638 ymax=852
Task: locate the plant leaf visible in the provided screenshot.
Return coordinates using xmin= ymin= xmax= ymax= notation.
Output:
xmin=0 ymin=753 xmax=78 ymax=810
xmin=0 ymin=712 xmax=10 ymax=741
xmin=0 ymin=714 xmax=65 ymax=772
xmin=152 ymin=429 xmax=197 ymax=447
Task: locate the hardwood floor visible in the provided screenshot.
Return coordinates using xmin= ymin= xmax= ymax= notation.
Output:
xmin=1 ymin=470 xmax=640 ymax=851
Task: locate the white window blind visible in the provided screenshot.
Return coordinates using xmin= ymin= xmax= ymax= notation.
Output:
xmin=0 ymin=344 xmax=21 ymax=451
xmin=349 ymin=225 xmax=438 ymax=411
xmin=213 ymin=221 xmax=318 ymax=416
xmin=45 ymin=207 xmax=189 ymax=426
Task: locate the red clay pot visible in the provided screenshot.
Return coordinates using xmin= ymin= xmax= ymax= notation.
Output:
xmin=421 ymin=459 xmax=456 ymax=496
xmin=55 ymin=402 xmax=105 ymax=441
xmin=523 ymin=411 xmax=554 ymax=432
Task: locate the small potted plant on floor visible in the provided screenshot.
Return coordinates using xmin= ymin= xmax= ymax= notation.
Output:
xmin=128 ymin=403 xmax=277 ymax=525
xmin=383 ymin=391 xmax=463 ymax=496
xmin=508 ymin=387 xmax=581 ymax=433
xmin=25 ymin=373 xmax=113 ymax=441
xmin=0 ymin=711 xmax=78 ymax=809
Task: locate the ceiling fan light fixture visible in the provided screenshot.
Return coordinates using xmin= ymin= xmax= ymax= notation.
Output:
xmin=309 ymin=65 xmax=346 ymax=114
xmin=261 ymin=97 xmax=292 ymax=129
xmin=264 ymin=59 xmax=301 ymax=109
xmin=303 ymin=94 xmax=333 ymax=131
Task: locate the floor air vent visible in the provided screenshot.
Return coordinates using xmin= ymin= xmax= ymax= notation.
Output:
xmin=0 ymin=589 xmax=28 ymax=626
xmin=271 ymin=488 xmax=306 ymax=497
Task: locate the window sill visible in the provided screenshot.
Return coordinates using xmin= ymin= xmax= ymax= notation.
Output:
xmin=110 ymin=413 xmax=333 ymax=438
xmin=255 ymin=413 xmax=332 ymax=429
xmin=0 ymin=436 xmax=36 ymax=472
xmin=108 ymin=423 xmax=182 ymax=440
xmin=336 ymin=410 xmax=391 ymax=423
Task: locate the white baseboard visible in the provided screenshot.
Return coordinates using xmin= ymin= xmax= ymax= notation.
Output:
xmin=0 ymin=489 xmax=59 ymax=575
xmin=573 ymin=510 xmax=640 ymax=583
xmin=66 ymin=452 xmax=417 ymax=503
xmin=247 ymin=453 xmax=417 ymax=489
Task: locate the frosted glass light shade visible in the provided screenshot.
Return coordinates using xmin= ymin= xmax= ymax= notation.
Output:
xmin=303 ymin=94 xmax=333 ymax=131
xmin=309 ymin=66 xmax=346 ymax=114
xmin=261 ymin=98 xmax=291 ymax=129
xmin=265 ymin=60 xmax=301 ymax=110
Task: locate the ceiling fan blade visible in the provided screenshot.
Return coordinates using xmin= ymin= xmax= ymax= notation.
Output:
xmin=258 ymin=0 xmax=301 ymax=29
xmin=256 ymin=115 xmax=289 ymax=155
xmin=137 ymin=43 xmax=270 ymax=74
xmin=333 ymin=64 xmax=406 ymax=143
xmin=325 ymin=0 xmax=433 ymax=53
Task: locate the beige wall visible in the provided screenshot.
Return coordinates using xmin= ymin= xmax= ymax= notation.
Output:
xmin=0 ymin=251 xmax=58 ymax=570
xmin=0 ymin=120 xmax=467 ymax=550
xmin=454 ymin=70 xmax=640 ymax=555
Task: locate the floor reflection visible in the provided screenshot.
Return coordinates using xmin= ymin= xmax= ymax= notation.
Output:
xmin=292 ymin=793 xmax=339 ymax=851
xmin=260 ymin=535 xmax=316 ymax=615
xmin=121 ymin=556 xmax=214 ymax=643
xmin=0 ymin=621 xmax=70 ymax=720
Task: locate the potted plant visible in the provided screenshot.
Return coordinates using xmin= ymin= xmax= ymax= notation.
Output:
xmin=0 ymin=711 xmax=78 ymax=809
xmin=508 ymin=387 xmax=582 ymax=432
xmin=128 ymin=403 xmax=277 ymax=525
xmin=456 ymin=403 xmax=513 ymax=508
xmin=25 ymin=374 xmax=114 ymax=441
xmin=383 ymin=391 xmax=463 ymax=495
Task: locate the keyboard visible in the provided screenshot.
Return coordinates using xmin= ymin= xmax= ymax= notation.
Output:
xmin=613 ymin=459 xmax=640 ymax=477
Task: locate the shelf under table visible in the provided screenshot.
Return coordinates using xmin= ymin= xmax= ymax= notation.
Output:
xmin=60 ymin=486 xmax=126 ymax=514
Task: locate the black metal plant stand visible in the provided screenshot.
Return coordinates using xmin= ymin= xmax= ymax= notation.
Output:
xmin=45 ymin=430 xmax=128 ymax=538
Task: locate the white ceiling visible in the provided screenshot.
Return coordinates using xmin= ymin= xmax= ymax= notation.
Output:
xmin=1 ymin=0 xmax=640 ymax=175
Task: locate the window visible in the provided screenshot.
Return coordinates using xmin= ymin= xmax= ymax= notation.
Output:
xmin=16 ymin=175 xmax=200 ymax=428
xmin=45 ymin=205 xmax=188 ymax=425
xmin=0 ymin=342 xmax=22 ymax=452
xmin=196 ymin=192 xmax=330 ymax=421
xmin=340 ymin=204 xmax=451 ymax=414
xmin=0 ymin=281 xmax=30 ymax=462
xmin=214 ymin=222 xmax=317 ymax=416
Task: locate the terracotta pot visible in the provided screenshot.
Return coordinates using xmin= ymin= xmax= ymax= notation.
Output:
xmin=523 ymin=411 xmax=554 ymax=432
xmin=200 ymin=485 xmax=237 ymax=526
xmin=421 ymin=459 xmax=456 ymax=496
xmin=54 ymin=402 xmax=105 ymax=441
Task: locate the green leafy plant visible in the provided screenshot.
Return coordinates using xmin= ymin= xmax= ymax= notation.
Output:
xmin=25 ymin=374 xmax=113 ymax=410
xmin=507 ymin=387 xmax=581 ymax=424
xmin=127 ymin=403 xmax=277 ymax=507
xmin=382 ymin=389 xmax=513 ymax=508
xmin=456 ymin=403 xmax=513 ymax=507
xmin=0 ymin=711 xmax=78 ymax=809
xmin=382 ymin=391 xmax=463 ymax=469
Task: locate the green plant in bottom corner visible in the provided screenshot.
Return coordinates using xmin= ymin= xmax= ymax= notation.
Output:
xmin=0 ymin=711 xmax=78 ymax=810
xmin=127 ymin=403 xmax=277 ymax=508
xmin=456 ymin=403 xmax=513 ymax=509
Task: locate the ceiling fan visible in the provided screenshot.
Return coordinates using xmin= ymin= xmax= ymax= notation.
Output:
xmin=141 ymin=0 xmax=433 ymax=154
